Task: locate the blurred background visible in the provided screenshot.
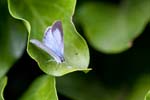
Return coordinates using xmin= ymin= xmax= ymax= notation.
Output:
xmin=1 ymin=0 xmax=150 ymax=100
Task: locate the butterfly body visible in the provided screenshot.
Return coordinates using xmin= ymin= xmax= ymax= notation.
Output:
xmin=30 ymin=20 xmax=65 ymax=63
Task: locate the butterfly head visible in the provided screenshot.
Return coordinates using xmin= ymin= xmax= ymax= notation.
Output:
xmin=54 ymin=54 xmax=65 ymax=64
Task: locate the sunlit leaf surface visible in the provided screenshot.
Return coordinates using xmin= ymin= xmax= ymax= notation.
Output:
xmin=8 ymin=0 xmax=90 ymax=76
xmin=0 ymin=76 xmax=7 ymax=100
xmin=20 ymin=75 xmax=57 ymax=100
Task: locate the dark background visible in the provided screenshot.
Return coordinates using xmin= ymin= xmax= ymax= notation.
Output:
xmin=4 ymin=0 xmax=150 ymax=100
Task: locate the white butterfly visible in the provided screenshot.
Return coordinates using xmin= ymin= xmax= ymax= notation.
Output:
xmin=30 ymin=20 xmax=65 ymax=63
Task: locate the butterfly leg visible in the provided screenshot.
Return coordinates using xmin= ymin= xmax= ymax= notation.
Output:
xmin=44 ymin=59 xmax=55 ymax=64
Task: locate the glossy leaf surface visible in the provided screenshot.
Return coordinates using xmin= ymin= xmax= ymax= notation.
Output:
xmin=8 ymin=0 xmax=90 ymax=76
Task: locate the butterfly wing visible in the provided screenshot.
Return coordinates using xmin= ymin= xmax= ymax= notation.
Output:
xmin=43 ymin=26 xmax=57 ymax=52
xmin=42 ymin=21 xmax=64 ymax=63
xmin=51 ymin=20 xmax=64 ymax=55
xmin=30 ymin=39 xmax=57 ymax=60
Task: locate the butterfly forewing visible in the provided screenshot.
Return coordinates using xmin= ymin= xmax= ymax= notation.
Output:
xmin=43 ymin=27 xmax=57 ymax=52
xmin=51 ymin=21 xmax=64 ymax=55
xmin=42 ymin=20 xmax=65 ymax=63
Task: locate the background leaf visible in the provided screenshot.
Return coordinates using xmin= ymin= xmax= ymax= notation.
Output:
xmin=20 ymin=75 xmax=57 ymax=100
xmin=57 ymin=72 xmax=121 ymax=100
xmin=8 ymin=0 xmax=90 ymax=76
xmin=128 ymin=75 xmax=150 ymax=100
xmin=0 ymin=0 xmax=27 ymax=78
xmin=76 ymin=0 xmax=150 ymax=53
xmin=57 ymin=72 xmax=150 ymax=100
xmin=0 ymin=76 xmax=7 ymax=100
xmin=145 ymin=90 xmax=150 ymax=100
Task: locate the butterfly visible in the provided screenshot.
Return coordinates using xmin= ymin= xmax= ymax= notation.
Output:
xmin=30 ymin=20 xmax=65 ymax=63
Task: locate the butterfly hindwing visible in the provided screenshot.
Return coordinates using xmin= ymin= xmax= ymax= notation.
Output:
xmin=30 ymin=39 xmax=57 ymax=59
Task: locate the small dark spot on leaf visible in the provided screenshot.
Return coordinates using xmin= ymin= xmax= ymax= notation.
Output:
xmin=75 ymin=52 xmax=78 ymax=55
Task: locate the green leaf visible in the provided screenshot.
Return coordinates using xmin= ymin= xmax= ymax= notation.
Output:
xmin=145 ymin=91 xmax=150 ymax=100
xmin=20 ymin=75 xmax=57 ymax=100
xmin=0 ymin=0 xmax=27 ymax=78
xmin=57 ymin=73 xmax=150 ymax=100
xmin=57 ymin=72 xmax=124 ymax=100
xmin=77 ymin=0 xmax=150 ymax=53
xmin=0 ymin=76 xmax=7 ymax=100
xmin=8 ymin=0 xmax=90 ymax=76
xmin=128 ymin=75 xmax=150 ymax=100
